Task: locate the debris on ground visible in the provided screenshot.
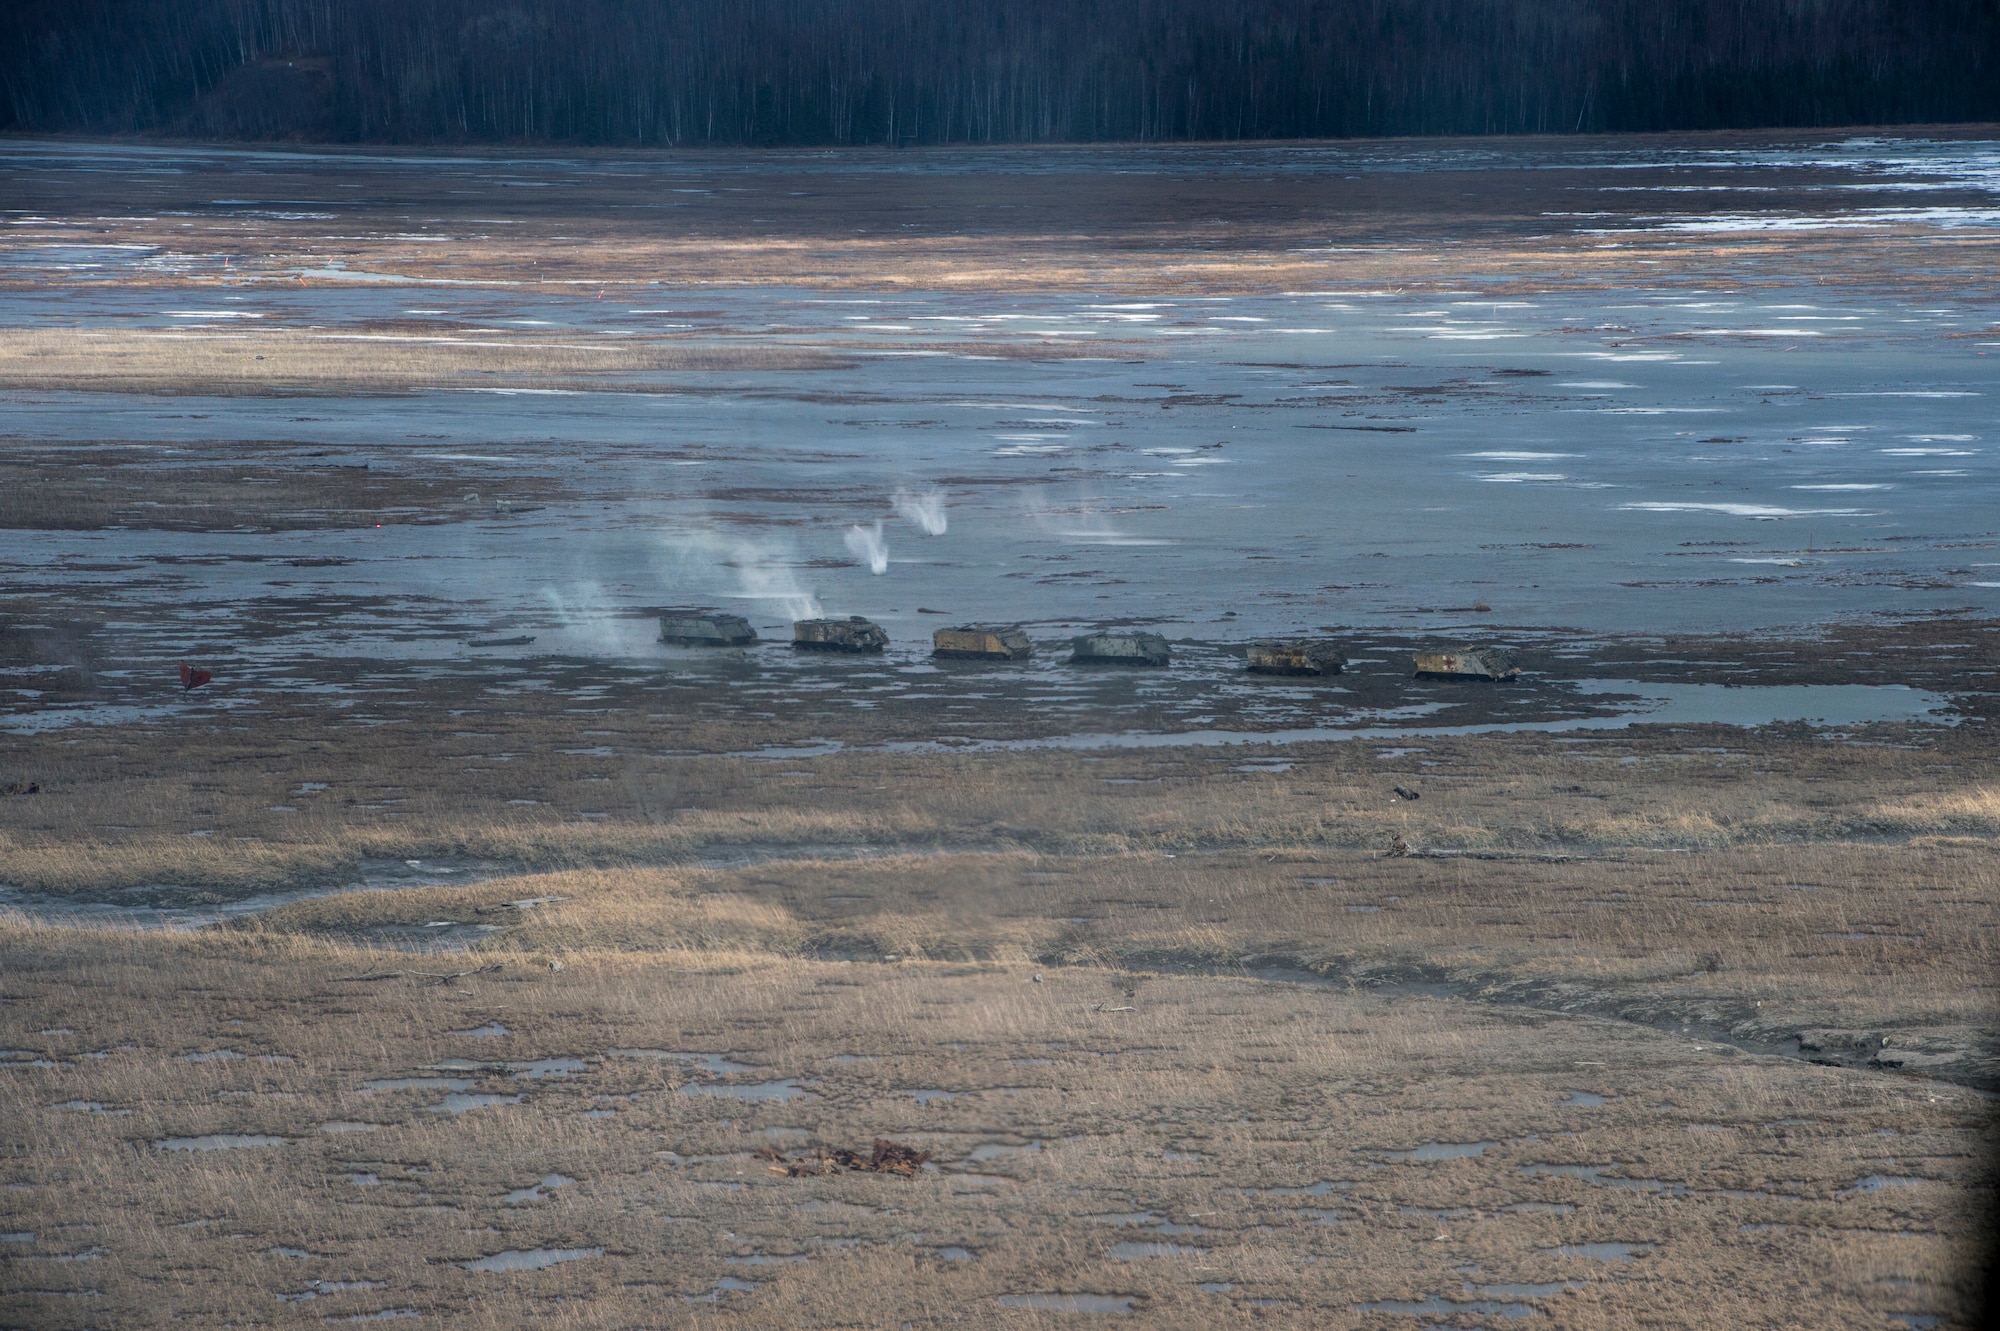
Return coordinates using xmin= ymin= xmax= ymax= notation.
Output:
xmin=178 ymin=662 xmax=213 ymax=690
xmin=0 ymin=781 xmax=38 ymax=797
xmin=759 ymin=1139 xmax=932 ymax=1178
xmin=1393 ymin=786 xmax=1421 ymax=801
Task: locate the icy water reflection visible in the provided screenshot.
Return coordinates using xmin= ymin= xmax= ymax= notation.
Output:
xmin=2 ymin=136 xmax=1996 ymax=738
xmin=6 ymin=278 xmax=1995 ymax=652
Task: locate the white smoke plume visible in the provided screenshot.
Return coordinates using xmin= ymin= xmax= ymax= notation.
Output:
xmin=657 ymin=529 xmax=822 ymax=619
xmin=539 ymin=580 xmax=658 ymax=657
xmin=892 ymin=487 xmax=949 ymax=536
xmin=844 ymin=521 xmax=890 ymax=574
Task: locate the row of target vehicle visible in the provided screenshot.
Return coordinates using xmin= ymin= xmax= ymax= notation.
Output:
xmin=658 ymin=610 xmax=1519 ymax=680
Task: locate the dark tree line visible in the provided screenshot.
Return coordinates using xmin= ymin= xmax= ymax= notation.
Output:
xmin=3 ymin=0 xmax=1996 ymax=145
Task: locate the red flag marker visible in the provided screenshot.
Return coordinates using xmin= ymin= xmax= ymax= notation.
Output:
xmin=178 ymin=663 xmax=212 ymax=691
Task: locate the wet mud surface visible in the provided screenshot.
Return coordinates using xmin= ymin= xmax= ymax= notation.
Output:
xmin=3 ymin=136 xmax=1998 ymax=715
xmin=1 ymin=605 xmax=1989 ymax=748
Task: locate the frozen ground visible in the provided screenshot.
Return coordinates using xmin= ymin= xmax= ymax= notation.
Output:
xmin=2 ymin=132 xmax=1996 ymax=736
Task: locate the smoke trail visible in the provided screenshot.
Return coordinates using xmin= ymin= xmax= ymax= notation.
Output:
xmin=844 ymin=521 xmax=890 ymax=574
xmin=892 ymin=487 xmax=949 ymax=535
xmin=539 ymin=581 xmax=658 ymax=657
xmin=657 ymin=529 xmax=822 ymax=619
xmin=1023 ymin=487 xmax=1175 ymax=546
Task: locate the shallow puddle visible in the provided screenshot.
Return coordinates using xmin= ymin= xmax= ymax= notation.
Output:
xmin=510 ymin=1057 xmax=587 ymax=1079
xmin=1253 ymin=1180 xmax=1346 ymax=1197
xmin=463 ymin=1247 xmax=603 ymax=1273
xmin=1841 ymin=1175 xmax=1927 ymax=1195
xmin=684 ymin=1275 xmax=760 ymax=1301
xmin=996 ymin=1294 xmax=1135 ymax=1313
xmin=965 ymin=1141 xmax=1042 ymax=1163
xmin=1520 ymin=1162 xmax=1686 ymax=1195
xmin=362 ymin=1076 xmax=472 ymax=1093
xmin=1385 ymin=1141 xmax=1497 ymax=1161
xmin=426 ymin=1093 xmax=522 ymax=1114
xmin=156 ymin=1134 xmax=287 ymax=1151
xmin=1542 ymin=1242 xmax=1653 ymax=1261
xmin=608 ymin=1049 xmax=759 ymax=1074
xmin=502 ymin=1174 xmax=575 ymax=1204
xmin=1478 ymin=1282 xmax=1579 ymax=1299
xmin=277 ymin=1279 xmax=384 ymax=1303
xmin=678 ymin=1079 xmax=808 ymax=1102
xmin=324 ymin=1312 xmax=419 ymax=1324
xmin=1355 ymin=1295 xmax=1538 ymax=1319
xmin=1106 ymin=1241 xmax=1198 ymax=1259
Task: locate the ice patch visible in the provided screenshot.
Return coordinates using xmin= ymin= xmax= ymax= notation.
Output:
xmin=1619 ymin=501 xmax=1866 ymax=519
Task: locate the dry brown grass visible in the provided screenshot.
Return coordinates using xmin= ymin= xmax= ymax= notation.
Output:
xmin=232 ymin=835 xmax=1997 ymax=1073
xmin=0 ymin=926 xmax=1988 ymax=1329
xmin=0 ymin=328 xmax=852 ymax=394
xmin=2 ymin=700 xmax=1994 ymax=1326
xmin=2 ymin=702 xmax=1993 ymax=896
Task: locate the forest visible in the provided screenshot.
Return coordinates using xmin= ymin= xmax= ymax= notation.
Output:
xmin=2 ymin=0 xmax=1997 ymax=146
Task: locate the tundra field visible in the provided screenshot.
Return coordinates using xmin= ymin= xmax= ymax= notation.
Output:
xmin=3 ymin=129 xmax=2000 ymax=1328
xmin=2 ymin=664 xmax=1998 ymax=1329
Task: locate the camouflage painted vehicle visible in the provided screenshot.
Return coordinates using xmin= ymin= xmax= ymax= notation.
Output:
xmin=793 ymin=616 xmax=890 ymax=653
xmin=658 ymin=610 xmax=758 ymax=647
xmin=1413 ymin=647 xmax=1520 ymax=680
xmin=932 ymin=624 xmax=1033 ymax=660
xmin=1246 ymin=640 xmax=1346 ymax=676
xmin=1071 ymin=631 xmax=1170 ymax=667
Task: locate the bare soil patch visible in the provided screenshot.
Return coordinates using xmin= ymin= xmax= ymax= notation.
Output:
xmin=0 ymin=441 xmax=566 ymax=532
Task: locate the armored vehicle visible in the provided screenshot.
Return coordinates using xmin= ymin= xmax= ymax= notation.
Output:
xmin=932 ymin=624 xmax=1033 ymax=661
xmin=1071 ymin=631 xmax=1171 ymax=667
xmin=793 ymin=616 xmax=890 ymax=653
xmin=1247 ymin=640 xmax=1346 ymax=676
xmin=658 ymin=610 xmax=758 ymax=647
xmin=1413 ymin=647 xmax=1520 ymax=680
